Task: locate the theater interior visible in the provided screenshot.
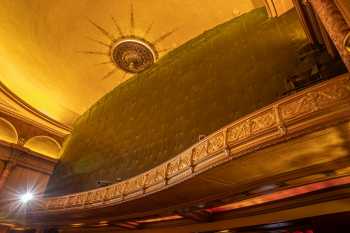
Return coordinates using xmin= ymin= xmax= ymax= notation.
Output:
xmin=0 ymin=0 xmax=350 ymax=233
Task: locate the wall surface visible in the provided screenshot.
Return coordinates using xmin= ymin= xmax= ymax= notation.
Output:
xmin=48 ymin=8 xmax=307 ymax=195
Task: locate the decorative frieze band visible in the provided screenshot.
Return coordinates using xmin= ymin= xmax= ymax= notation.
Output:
xmin=32 ymin=74 xmax=350 ymax=213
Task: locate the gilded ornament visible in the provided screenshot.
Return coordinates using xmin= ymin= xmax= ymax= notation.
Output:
xmin=192 ymin=142 xmax=208 ymax=162
xmin=250 ymin=110 xmax=276 ymax=133
xmin=227 ymin=120 xmax=251 ymax=143
xmin=207 ymin=132 xmax=225 ymax=154
xmin=111 ymin=39 xmax=156 ymax=73
xmin=345 ymin=32 xmax=350 ymax=53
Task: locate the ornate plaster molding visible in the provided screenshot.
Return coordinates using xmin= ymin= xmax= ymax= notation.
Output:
xmin=310 ymin=0 xmax=350 ymax=70
xmin=31 ymin=73 xmax=350 ymax=213
xmin=0 ymin=141 xmax=58 ymax=175
xmin=0 ymin=82 xmax=71 ymax=137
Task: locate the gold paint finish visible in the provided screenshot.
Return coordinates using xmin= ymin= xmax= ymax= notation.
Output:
xmin=0 ymin=118 xmax=18 ymax=144
xmin=345 ymin=32 xmax=350 ymax=53
xmin=111 ymin=38 xmax=156 ymax=73
xmin=24 ymin=136 xmax=61 ymax=159
xmin=0 ymin=0 xmax=264 ymax=126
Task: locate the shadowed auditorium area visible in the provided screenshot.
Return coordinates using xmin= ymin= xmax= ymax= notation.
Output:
xmin=0 ymin=0 xmax=350 ymax=233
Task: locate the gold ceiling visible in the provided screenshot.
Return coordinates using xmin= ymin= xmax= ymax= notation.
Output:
xmin=0 ymin=0 xmax=264 ymax=126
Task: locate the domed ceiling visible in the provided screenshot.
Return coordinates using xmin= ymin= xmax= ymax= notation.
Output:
xmin=0 ymin=0 xmax=264 ymax=126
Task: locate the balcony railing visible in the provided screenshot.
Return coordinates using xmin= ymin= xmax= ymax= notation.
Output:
xmin=31 ymin=73 xmax=350 ymax=213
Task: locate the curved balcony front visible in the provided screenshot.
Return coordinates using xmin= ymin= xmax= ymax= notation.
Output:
xmin=26 ymin=74 xmax=350 ymax=228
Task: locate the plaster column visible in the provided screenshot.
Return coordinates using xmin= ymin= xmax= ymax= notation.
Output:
xmin=0 ymin=160 xmax=16 ymax=191
xmin=310 ymin=0 xmax=350 ymax=70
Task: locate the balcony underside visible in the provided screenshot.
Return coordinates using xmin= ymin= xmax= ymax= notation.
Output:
xmin=28 ymin=74 xmax=350 ymax=229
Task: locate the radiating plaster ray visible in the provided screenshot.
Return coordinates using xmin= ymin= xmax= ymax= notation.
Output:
xmin=88 ymin=19 xmax=115 ymax=41
xmin=85 ymin=37 xmax=111 ymax=48
xmin=111 ymin=16 xmax=125 ymax=37
xmin=94 ymin=61 xmax=114 ymax=66
xmin=153 ymin=28 xmax=178 ymax=45
xmin=130 ymin=2 xmax=135 ymax=35
xmin=101 ymin=67 xmax=119 ymax=80
xmin=143 ymin=22 xmax=154 ymax=37
xmin=77 ymin=50 xmax=109 ymax=56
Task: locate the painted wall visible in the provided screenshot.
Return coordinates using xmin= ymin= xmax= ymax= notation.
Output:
xmin=48 ymin=8 xmax=307 ymax=195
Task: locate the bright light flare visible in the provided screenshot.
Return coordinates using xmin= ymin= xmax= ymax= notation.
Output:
xmin=19 ymin=192 xmax=34 ymax=203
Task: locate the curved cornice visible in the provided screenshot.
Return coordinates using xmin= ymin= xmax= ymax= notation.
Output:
xmin=31 ymin=73 xmax=350 ymax=213
xmin=0 ymin=81 xmax=72 ymax=137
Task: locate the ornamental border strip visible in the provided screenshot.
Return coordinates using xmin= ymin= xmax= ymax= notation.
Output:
xmin=31 ymin=74 xmax=350 ymax=213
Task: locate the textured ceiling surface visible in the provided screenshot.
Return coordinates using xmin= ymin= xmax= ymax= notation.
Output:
xmin=0 ymin=0 xmax=264 ymax=126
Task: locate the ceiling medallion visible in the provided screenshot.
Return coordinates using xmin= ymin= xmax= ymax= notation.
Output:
xmin=111 ymin=38 xmax=157 ymax=73
xmin=82 ymin=3 xmax=177 ymax=80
